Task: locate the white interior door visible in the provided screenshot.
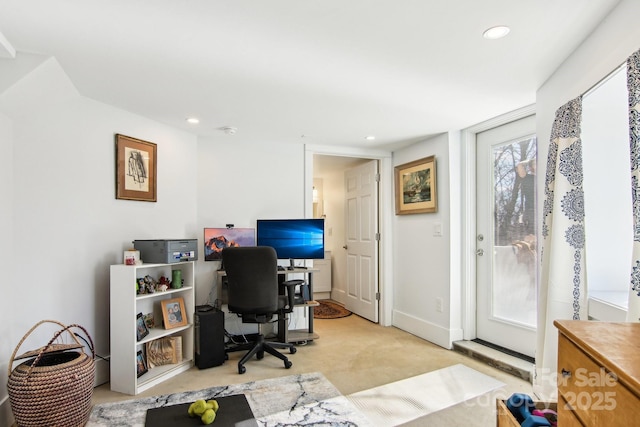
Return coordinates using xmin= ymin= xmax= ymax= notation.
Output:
xmin=476 ymin=115 xmax=537 ymax=358
xmin=344 ymin=160 xmax=379 ymax=322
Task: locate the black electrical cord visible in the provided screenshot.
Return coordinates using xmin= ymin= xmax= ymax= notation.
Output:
xmin=77 ymin=335 xmax=109 ymax=362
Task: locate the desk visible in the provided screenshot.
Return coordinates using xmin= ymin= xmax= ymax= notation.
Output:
xmin=216 ymin=268 xmax=320 ymax=343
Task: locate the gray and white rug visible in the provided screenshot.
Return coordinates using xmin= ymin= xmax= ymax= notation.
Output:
xmin=88 ymin=372 xmax=371 ymax=426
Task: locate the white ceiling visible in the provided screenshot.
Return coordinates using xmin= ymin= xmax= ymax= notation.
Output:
xmin=0 ymin=0 xmax=619 ymax=151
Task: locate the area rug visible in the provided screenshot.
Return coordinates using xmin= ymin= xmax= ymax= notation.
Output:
xmin=346 ymin=364 xmax=505 ymax=427
xmin=313 ymin=299 xmax=352 ymax=319
xmin=88 ymin=372 xmax=372 ymax=426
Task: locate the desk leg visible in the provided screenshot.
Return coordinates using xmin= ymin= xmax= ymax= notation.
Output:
xmin=308 ymin=271 xmax=313 ymax=334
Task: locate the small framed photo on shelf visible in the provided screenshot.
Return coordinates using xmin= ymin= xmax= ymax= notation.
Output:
xmin=143 ymin=313 xmax=154 ymax=329
xmin=136 ymin=312 xmax=149 ymax=341
xmin=160 ymin=297 xmax=187 ymax=329
xmin=136 ymin=350 xmax=148 ymax=377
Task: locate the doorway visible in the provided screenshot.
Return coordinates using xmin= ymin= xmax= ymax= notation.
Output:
xmin=344 ymin=159 xmax=379 ymax=322
xmin=308 ymin=151 xmax=391 ymax=324
xmin=475 ymin=114 xmax=537 ymax=358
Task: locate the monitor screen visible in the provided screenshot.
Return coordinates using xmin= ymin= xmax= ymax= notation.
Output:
xmin=256 ymin=218 xmax=325 ymax=260
xmin=204 ymin=228 xmax=255 ymax=261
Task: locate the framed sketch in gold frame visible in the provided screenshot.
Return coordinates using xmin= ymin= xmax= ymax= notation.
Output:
xmin=160 ymin=297 xmax=187 ymax=329
xmin=395 ymin=155 xmax=437 ymax=214
xmin=115 ymin=134 xmax=157 ymax=202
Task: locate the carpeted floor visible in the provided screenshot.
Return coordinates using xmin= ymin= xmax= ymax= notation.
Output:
xmin=313 ymin=300 xmax=352 ymax=319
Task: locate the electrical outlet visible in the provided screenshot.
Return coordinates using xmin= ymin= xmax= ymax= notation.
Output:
xmin=436 ymin=297 xmax=443 ymax=313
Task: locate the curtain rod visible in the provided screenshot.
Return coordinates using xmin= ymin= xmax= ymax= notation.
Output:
xmin=583 ymin=61 xmax=626 ymax=98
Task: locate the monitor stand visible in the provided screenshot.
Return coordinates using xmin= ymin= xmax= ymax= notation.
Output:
xmin=287 ymin=259 xmax=307 ymax=270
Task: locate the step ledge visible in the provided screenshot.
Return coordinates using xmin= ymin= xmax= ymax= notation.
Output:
xmin=452 ymin=340 xmax=533 ymax=383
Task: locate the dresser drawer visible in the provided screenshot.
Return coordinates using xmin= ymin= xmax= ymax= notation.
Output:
xmin=496 ymin=399 xmax=557 ymax=427
xmin=557 ymin=394 xmax=583 ymax=427
xmin=558 ymin=334 xmax=637 ymax=426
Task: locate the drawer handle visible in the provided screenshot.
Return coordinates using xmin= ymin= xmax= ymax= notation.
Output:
xmin=561 ymin=368 xmax=571 ymax=378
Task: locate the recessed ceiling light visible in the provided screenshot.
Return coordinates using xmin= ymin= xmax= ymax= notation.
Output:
xmin=483 ymin=26 xmax=510 ymax=40
xmin=186 ymin=117 xmax=200 ymax=124
xmin=365 ymin=135 xmax=376 ymax=141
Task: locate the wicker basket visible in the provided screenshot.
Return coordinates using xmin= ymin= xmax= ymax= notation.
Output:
xmin=7 ymin=320 xmax=96 ymax=427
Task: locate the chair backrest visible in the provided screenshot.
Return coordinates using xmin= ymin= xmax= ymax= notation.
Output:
xmin=222 ymin=246 xmax=279 ymax=316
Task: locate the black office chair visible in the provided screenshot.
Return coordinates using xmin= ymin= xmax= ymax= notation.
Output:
xmin=222 ymin=246 xmax=302 ymax=374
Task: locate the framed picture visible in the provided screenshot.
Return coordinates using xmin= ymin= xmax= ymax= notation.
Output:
xmin=395 ymin=155 xmax=437 ymax=215
xmin=143 ymin=313 xmax=154 ymax=329
xmin=160 ymin=297 xmax=187 ymax=329
xmin=136 ymin=312 xmax=149 ymax=341
xmin=115 ymin=133 xmax=157 ymax=202
xmin=136 ymin=350 xmax=148 ymax=377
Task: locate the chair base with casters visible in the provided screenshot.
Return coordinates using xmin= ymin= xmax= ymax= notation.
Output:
xmin=226 ymin=321 xmax=297 ymax=374
xmin=221 ymin=246 xmax=304 ymax=374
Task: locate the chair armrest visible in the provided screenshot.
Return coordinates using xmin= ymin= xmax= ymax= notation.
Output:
xmin=281 ymin=279 xmax=305 ymax=310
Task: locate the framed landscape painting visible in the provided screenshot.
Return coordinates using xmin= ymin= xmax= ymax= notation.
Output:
xmin=395 ymin=155 xmax=437 ymax=214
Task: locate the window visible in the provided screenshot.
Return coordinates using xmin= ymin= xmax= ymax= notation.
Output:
xmin=582 ymin=65 xmax=631 ymax=317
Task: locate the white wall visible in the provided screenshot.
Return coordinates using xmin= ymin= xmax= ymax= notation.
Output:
xmin=195 ymin=135 xmax=306 ymax=331
xmin=0 ymin=56 xmax=311 ymax=424
xmin=0 ymin=111 xmax=14 ymax=424
xmin=392 ymin=132 xmax=459 ymax=348
xmin=0 ymin=57 xmax=199 ymax=424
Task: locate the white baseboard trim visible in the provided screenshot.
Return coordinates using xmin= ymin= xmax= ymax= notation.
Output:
xmin=95 ymin=357 xmax=110 ymax=387
xmin=392 ymin=309 xmax=463 ymax=350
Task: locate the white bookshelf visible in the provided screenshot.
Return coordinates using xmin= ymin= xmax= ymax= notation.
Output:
xmin=110 ymin=261 xmax=195 ymax=395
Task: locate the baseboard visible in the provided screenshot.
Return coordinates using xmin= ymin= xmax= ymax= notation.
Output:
xmin=313 ymin=291 xmax=330 ymax=300
xmin=392 ymin=309 xmax=463 ymax=349
xmin=95 ymin=356 xmax=110 ymax=387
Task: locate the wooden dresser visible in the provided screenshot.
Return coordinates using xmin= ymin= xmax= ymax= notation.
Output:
xmin=554 ymin=320 xmax=640 ymax=426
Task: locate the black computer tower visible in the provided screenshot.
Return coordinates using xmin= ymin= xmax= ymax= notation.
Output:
xmin=194 ymin=306 xmax=226 ymax=369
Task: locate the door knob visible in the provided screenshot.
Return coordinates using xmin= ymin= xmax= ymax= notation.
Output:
xmin=342 ymin=245 xmax=348 ymax=250
xmin=476 ymin=249 xmax=484 ymax=256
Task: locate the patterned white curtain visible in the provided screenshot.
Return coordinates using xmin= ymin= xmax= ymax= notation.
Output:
xmin=626 ymin=49 xmax=640 ymax=321
xmin=534 ymin=97 xmax=587 ymax=399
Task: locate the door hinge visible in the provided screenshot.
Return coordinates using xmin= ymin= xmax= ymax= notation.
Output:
xmin=376 ymin=292 xmax=380 ymax=300
xmin=375 ymin=173 xmax=380 ymax=182
xmin=375 ymin=232 xmax=380 ymax=241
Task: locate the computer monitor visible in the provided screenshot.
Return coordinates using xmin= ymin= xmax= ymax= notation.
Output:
xmin=256 ymin=219 xmax=325 ymax=263
xmin=203 ymin=227 xmax=255 ymax=261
